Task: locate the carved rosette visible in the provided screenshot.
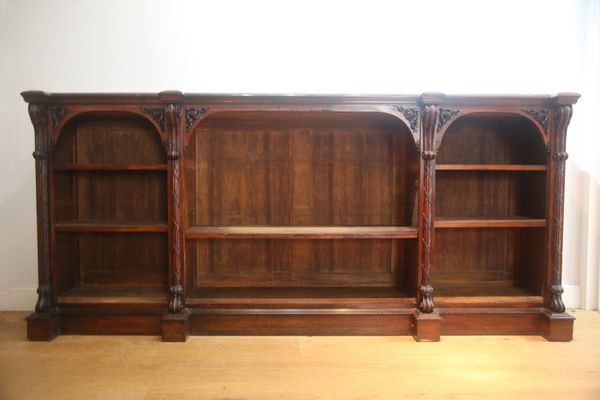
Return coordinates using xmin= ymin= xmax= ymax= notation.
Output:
xmin=394 ymin=106 xmax=420 ymax=149
xmin=164 ymin=104 xmax=185 ymax=313
xmin=29 ymin=104 xmax=53 ymax=313
xmin=418 ymin=104 xmax=439 ymax=313
xmin=185 ymin=107 xmax=209 ymax=130
xmin=142 ymin=107 xmax=166 ymax=130
xmin=548 ymin=105 xmax=572 ymax=313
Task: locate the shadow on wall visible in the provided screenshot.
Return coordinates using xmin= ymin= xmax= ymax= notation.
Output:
xmin=0 ymin=167 xmax=37 ymax=311
xmin=564 ymin=159 xmax=600 ymax=311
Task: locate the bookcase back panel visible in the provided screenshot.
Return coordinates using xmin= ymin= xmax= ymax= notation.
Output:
xmin=435 ymin=171 xmax=546 ymax=218
xmin=185 ymin=112 xmax=417 ymax=227
xmin=54 ymin=171 xmax=167 ymax=222
xmin=437 ymin=114 xmax=546 ymax=165
xmin=432 ymin=228 xmax=545 ymax=294
xmin=56 ymin=233 xmax=168 ymax=288
xmin=187 ymin=239 xmax=415 ymax=288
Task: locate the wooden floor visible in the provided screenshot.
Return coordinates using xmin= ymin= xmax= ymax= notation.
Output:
xmin=1 ymin=310 xmax=599 ymax=400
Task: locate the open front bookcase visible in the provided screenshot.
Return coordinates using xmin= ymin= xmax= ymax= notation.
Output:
xmin=22 ymin=91 xmax=579 ymax=342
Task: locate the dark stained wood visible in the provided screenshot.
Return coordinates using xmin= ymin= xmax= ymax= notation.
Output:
xmin=26 ymin=312 xmax=59 ymax=341
xmin=21 ymin=91 xmax=579 ymax=341
xmin=189 ymin=312 xmax=415 ymax=336
xmin=412 ymin=310 xmax=442 ymax=342
xmin=185 ymin=226 xmax=417 ymax=239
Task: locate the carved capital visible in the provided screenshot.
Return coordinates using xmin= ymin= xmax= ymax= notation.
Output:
xmin=169 ymin=284 xmax=184 ymax=313
xmin=186 ymin=107 xmax=209 ymax=130
xmin=28 ymin=104 xmax=48 ymax=128
xmin=142 ymin=107 xmax=165 ymax=130
xmin=522 ymin=108 xmax=549 ymax=133
xmin=35 ymin=283 xmax=52 ymax=313
xmin=548 ymin=284 xmax=565 ymax=313
xmin=418 ymin=285 xmax=435 ymax=313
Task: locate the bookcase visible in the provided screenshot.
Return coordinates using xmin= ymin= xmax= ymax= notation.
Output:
xmin=22 ymin=91 xmax=579 ymax=342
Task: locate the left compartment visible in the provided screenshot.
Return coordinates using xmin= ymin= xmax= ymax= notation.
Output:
xmin=52 ymin=112 xmax=169 ymax=305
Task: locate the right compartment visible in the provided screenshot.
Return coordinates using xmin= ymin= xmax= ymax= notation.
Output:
xmin=433 ymin=113 xmax=548 ymax=298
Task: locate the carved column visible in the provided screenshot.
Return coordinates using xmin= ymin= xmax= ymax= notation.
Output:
xmin=542 ymin=93 xmax=579 ymax=342
xmin=417 ymin=104 xmax=439 ymax=314
xmin=159 ymin=93 xmax=190 ymax=341
xmin=24 ymin=99 xmax=59 ymax=341
xmin=411 ymin=94 xmax=444 ymax=342
xmin=29 ymin=104 xmax=53 ymax=313
xmin=164 ymin=104 xmax=185 ymax=314
xmin=547 ymin=105 xmax=572 ymax=313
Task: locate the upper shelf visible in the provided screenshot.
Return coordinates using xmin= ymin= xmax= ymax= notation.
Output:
xmin=436 ymin=164 xmax=546 ymax=172
xmin=434 ymin=217 xmax=546 ymax=229
xmin=185 ymin=226 xmax=418 ymax=239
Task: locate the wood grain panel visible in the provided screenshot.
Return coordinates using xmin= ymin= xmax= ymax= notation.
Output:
xmin=188 ymin=239 xmax=415 ymax=288
xmin=54 ymin=171 xmax=167 ymax=223
xmin=432 ymin=228 xmax=545 ymax=295
xmin=185 ymin=112 xmax=416 ymax=227
xmin=436 ymin=171 xmax=546 ymax=218
xmin=77 ymin=233 xmax=168 ymax=286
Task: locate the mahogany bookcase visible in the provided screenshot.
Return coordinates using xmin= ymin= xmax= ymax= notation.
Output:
xmin=21 ymin=91 xmax=579 ymax=342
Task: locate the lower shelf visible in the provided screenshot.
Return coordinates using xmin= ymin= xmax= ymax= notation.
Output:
xmin=187 ymin=286 xmax=414 ymax=307
xmin=57 ymin=286 xmax=168 ymax=305
xmin=434 ymin=282 xmax=543 ymax=308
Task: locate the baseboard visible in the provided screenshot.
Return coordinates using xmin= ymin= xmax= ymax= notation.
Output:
xmin=0 ymin=287 xmax=36 ymax=311
xmin=563 ymin=284 xmax=580 ymax=309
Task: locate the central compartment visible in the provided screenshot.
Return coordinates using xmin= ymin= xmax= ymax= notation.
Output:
xmin=184 ymin=111 xmax=418 ymax=299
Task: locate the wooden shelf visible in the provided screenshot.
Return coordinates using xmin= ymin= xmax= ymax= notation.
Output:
xmin=57 ymin=286 xmax=168 ymax=305
xmin=53 ymin=163 xmax=167 ymax=171
xmin=434 ymin=282 xmax=543 ymax=308
xmin=185 ymin=226 xmax=418 ymax=239
xmin=436 ymin=164 xmax=546 ymax=171
xmin=434 ymin=216 xmax=546 ymax=229
xmin=187 ymin=286 xmax=414 ymax=307
xmin=55 ymin=220 xmax=168 ymax=233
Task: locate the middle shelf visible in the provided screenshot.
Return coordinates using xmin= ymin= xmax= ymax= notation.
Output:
xmin=184 ymin=226 xmax=418 ymax=239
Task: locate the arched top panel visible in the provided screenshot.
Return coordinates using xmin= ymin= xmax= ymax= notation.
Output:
xmin=186 ymin=110 xmax=417 ymax=150
xmin=437 ymin=112 xmax=548 ymax=165
xmin=183 ymin=110 xmax=420 ymax=227
xmin=53 ymin=111 xmax=166 ymax=165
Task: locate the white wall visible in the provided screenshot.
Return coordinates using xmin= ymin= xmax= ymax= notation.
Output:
xmin=1 ymin=0 xmax=598 ymax=310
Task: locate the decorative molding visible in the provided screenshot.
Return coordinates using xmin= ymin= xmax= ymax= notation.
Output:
xmin=418 ymin=285 xmax=434 ymax=314
xmin=142 ymin=107 xmax=165 ymax=130
xmin=436 ymin=108 xmax=461 ymax=131
xmin=522 ymin=108 xmax=549 ymax=133
xmin=51 ymin=106 xmax=65 ymax=129
xmin=185 ymin=107 xmax=209 ymax=130
xmin=548 ymin=284 xmax=565 ymax=313
xmin=35 ymin=283 xmax=52 ymax=313
xmin=169 ymin=284 xmax=184 ymax=313
xmin=394 ymin=106 xmax=419 ymax=132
